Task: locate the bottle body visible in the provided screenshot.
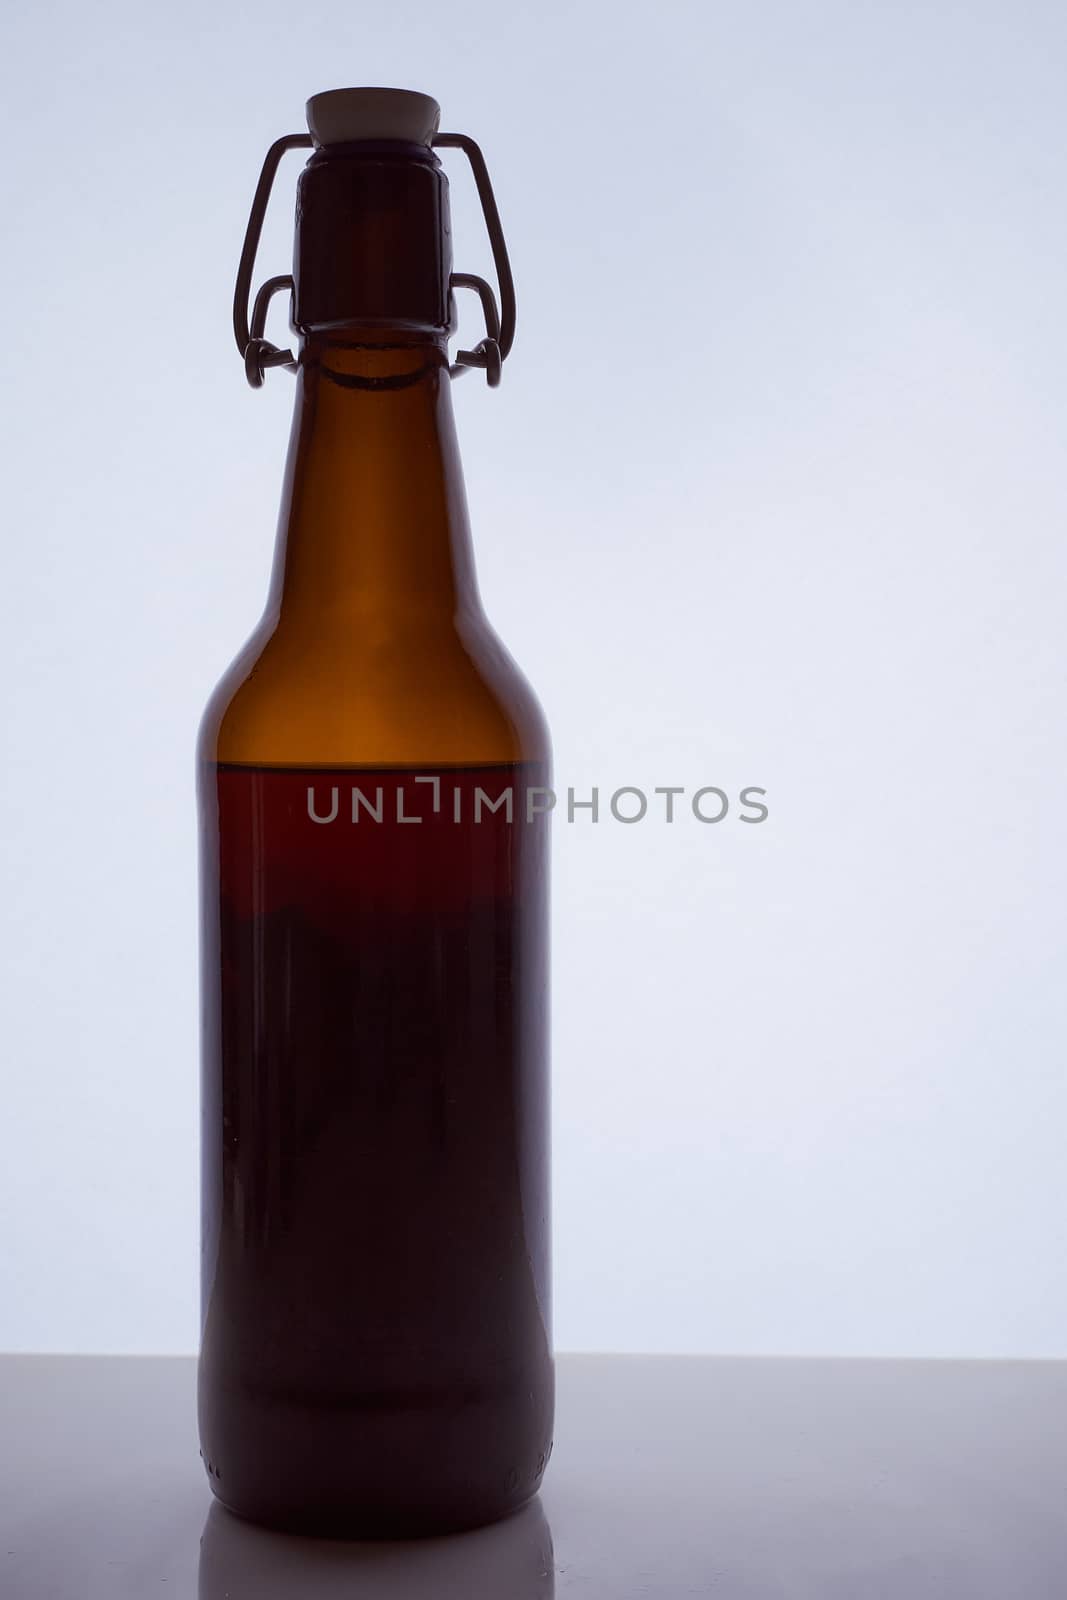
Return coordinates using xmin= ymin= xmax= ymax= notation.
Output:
xmin=197 ymin=335 xmax=553 ymax=1534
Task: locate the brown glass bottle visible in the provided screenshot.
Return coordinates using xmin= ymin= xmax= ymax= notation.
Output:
xmin=197 ymin=89 xmax=553 ymax=1537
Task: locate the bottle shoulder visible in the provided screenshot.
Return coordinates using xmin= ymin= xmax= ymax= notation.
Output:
xmin=199 ymin=608 xmax=549 ymax=770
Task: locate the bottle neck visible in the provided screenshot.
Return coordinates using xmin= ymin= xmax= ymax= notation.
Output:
xmin=267 ymin=333 xmax=481 ymax=630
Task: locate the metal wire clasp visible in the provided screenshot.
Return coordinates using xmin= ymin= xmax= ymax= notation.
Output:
xmin=232 ymin=129 xmax=517 ymax=389
xmin=232 ymin=134 xmax=312 ymax=388
xmin=432 ymin=132 xmax=515 ymax=387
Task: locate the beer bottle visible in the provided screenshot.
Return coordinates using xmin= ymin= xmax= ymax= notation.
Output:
xmin=197 ymin=86 xmax=553 ymax=1537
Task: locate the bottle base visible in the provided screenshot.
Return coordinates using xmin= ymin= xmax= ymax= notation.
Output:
xmin=198 ymin=1363 xmax=554 ymax=1540
xmin=205 ymin=1478 xmax=546 ymax=1541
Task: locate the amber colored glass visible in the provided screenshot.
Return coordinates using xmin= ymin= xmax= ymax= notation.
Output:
xmin=196 ymin=331 xmax=553 ymax=1535
xmin=204 ymin=336 xmax=546 ymax=767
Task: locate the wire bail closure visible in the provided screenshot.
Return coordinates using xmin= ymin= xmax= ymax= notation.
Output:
xmin=233 ymin=129 xmax=516 ymax=389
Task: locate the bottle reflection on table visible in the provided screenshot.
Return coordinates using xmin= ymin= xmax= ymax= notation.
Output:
xmin=198 ymin=1496 xmax=554 ymax=1599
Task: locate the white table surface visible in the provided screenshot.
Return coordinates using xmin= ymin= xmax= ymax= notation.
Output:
xmin=2 ymin=1352 xmax=1065 ymax=1597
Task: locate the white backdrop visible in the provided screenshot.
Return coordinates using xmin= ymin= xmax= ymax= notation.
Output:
xmin=2 ymin=0 xmax=1065 ymax=1357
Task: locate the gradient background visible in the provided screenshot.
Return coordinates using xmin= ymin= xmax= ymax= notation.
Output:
xmin=2 ymin=0 xmax=1065 ymax=1357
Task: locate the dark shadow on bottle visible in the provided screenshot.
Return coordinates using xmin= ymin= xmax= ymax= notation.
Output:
xmin=198 ymin=1496 xmax=554 ymax=1599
